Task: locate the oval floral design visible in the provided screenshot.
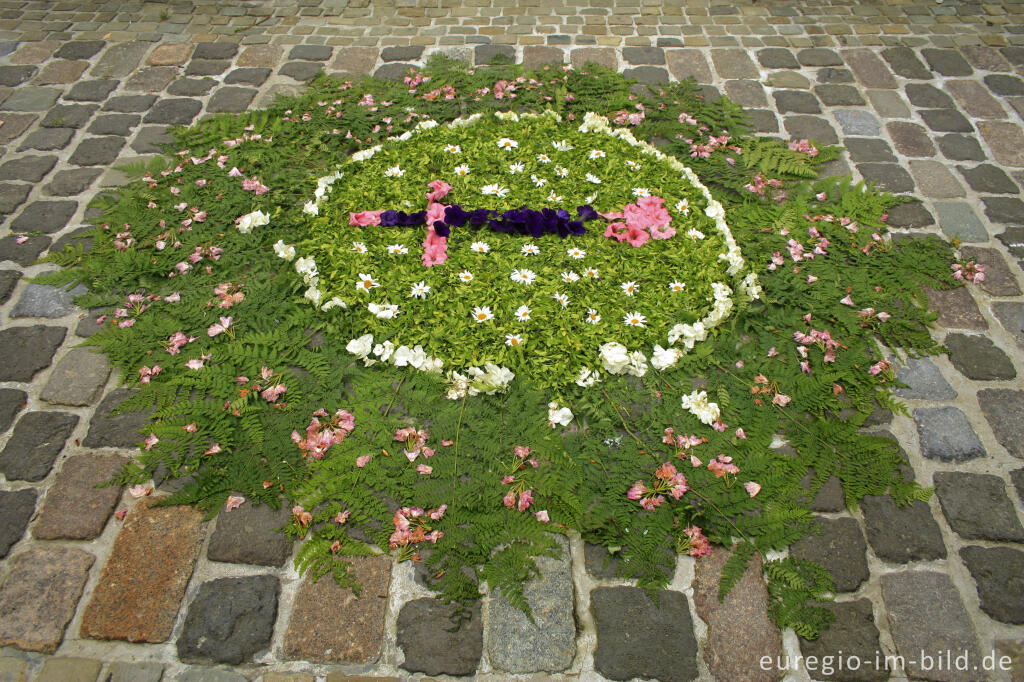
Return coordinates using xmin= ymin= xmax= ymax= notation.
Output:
xmin=281 ymin=111 xmax=760 ymax=394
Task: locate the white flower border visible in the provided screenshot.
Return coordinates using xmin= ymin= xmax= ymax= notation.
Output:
xmin=279 ymin=111 xmax=761 ymax=402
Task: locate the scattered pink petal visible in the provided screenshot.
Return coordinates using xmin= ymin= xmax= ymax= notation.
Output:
xmin=225 ymin=495 xmax=245 ymax=511
xmin=128 ymin=485 xmax=152 ymax=498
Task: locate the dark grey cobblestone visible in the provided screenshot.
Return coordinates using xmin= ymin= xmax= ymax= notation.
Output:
xmin=937 ymin=134 xmax=986 ymax=161
xmin=0 ymin=155 xmax=57 ymax=182
xmin=224 ymin=68 xmax=271 ymax=86
xmin=790 ymin=517 xmax=869 ymax=592
xmin=17 ymin=127 xmax=74 ymax=152
xmin=82 ymin=388 xmax=151 ymax=449
xmin=143 ymin=98 xmax=202 ymax=125
xmin=43 ymin=168 xmax=101 ymax=197
xmin=398 ymin=599 xmax=482 ymax=676
xmin=185 ymin=59 xmax=231 ymax=77
xmin=977 ymin=388 xmax=1024 ymax=460
xmin=40 ymin=103 xmax=96 ymax=128
xmin=104 ymin=95 xmax=158 ymax=113
xmin=64 ymin=79 xmax=118 ymax=102
xmin=207 ymin=501 xmax=293 ymax=567
xmin=862 ymin=495 xmax=947 ymax=563
xmin=944 ymin=333 xmax=1016 ymax=380
xmin=798 ymin=600 xmax=888 ymax=682
xmin=895 ymin=356 xmax=956 ymax=400
xmin=959 ymin=547 xmax=1024 ymax=624
xmin=958 ymin=163 xmax=1018 ymax=194
xmin=934 ymin=472 xmax=1024 ymax=542
xmin=69 ymin=136 xmax=125 ymax=166
xmin=0 ymin=234 xmax=51 ymax=266
xmin=166 ymin=79 xmax=216 ymax=96
xmin=177 ymin=576 xmax=280 ymax=665
xmin=0 ymin=411 xmax=78 ymax=482
xmin=207 ymin=87 xmax=257 ymax=113
xmin=0 ymin=489 xmax=36 ymax=558
xmin=915 ymin=406 xmax=986 ymax=462
xmin=280 ymin=61 xmax=322 ymax=81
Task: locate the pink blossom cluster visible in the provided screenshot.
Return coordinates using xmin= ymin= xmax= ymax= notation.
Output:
xmin=868 ymin=359 xmax=891 ymax=376
xmin=213 ymin=282 xmax=245 ymax=308
xmin=858 ymin=308 xmax=892 ymax=325
xmin=395 ymin=426 xmax=435 ymax=462
xmin=168 ymin=244 xmax=223 ymax=278
xmin=422 ymin=84 xmax=456 ymax=101
xmin=389 ymin=505 xmax=446 ymax=550
xmin=683 ymin=525 xmax=712 ymax=557
xmin=240 ymin=176 xmax=269 ymax=195
xmin=403 ymin=69 xmax=431 ymax=90
xmin=788 ymin=138 xmax=820 ymax=157
xmin=662 ymin=428 xmax=706 ymax=464
xmin=793 ymin=328 xmax=841 ymax=363
xmin=165 ymin=331 xmax=197 ymax=355
xmin=138 ymin=364 xmax=162 ymax=383
xmin=805 ymin=213 xmax=859 ymax=234
xmin=503 ymin=487 xmax=534 ymax=511
xmin=707 ymin=455 xmax=739 ymax=478
xmin=221 ymin=130 xmax=271 ymax=148
xmin=291 ymin=407 xmax=355 ymax=460
xmin=500 ymin=445 xmax=546 ymax=520
xmin=601 ymin=195 xmax=674 ymax=247
xmin=627 ymin=462 xmax=689 ymax=511
xmin=612 ymin=103 xmax=646 ymax=126
xmin=743 ymin=173 xmax=784 ymax=198
xmin=952 ymin=261 xmax=985 ymax=284
xmin=689 ymin=133 xmax=736 ymax=160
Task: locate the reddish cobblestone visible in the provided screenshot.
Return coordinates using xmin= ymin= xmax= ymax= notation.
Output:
xmin=32 ymin=454 xmax=128 ymax=540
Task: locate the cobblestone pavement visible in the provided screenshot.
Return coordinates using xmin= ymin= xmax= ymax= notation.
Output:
xmin=0 ymin=0 xmax=1023 ymax=680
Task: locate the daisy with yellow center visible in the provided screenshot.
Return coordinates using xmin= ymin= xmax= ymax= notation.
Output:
xmin=505 ymin=334 xmax=523 ymax=347
xmin=567 ymin=247 xmax=586 ymax=259
xmin=669 ymin=281 xmax=686 ymax=291
xmin=621 ymin=281 xmax=638 ymax=296
xmin=458 ymin=271 xmax=474 ymax=283
xmin=497 ymin=138 xmax=518 ymax=150
xmin=584 ymin=267 xmax=599 ymax=279
xmin=586 ymin=309 xmax=601 ymax=324
xmin=351 ymin=242 xmax=367 ymax=253
xmin=454 ymin=164 xmax=470 ymax=176
xmin=444 ymin=144 xmax=461 ymax=153
xmin=472 ymin=306 xmax=493 ymax=323
xmin=514 ymin=305 xmax=531 ymax=321
xmin=624 ymin=312 xmax=646 ymax=327
xmin=589 ymin=149 xmax=606 ymax=160
xmin=356 ymin=273 xmax=379 ymax=292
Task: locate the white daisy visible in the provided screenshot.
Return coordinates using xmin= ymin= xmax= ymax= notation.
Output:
xmin=668 ymin=281 xmax=686 ymax=292
xmin=584 ymin=267 xmax=599 ymax=279
xmin=368 ymin=302 xmax=400 ymax=319
xmin=552 ymin=140 xmax=573 ymax=151
xmin=514 ymin=305 xmax=531 ymax=321
xmin=384 ymin=165 xmax=405 ymax=177
xmin=444 ymin=144 xmax=461 ymax=153
xmin=632 ymin=187 xmax=651 ymax=197
xmin=458 ymin=270 xmax=474 ymax=282
xmin=472 ymin=306 xmax=493 ymax=323
xmin=510 ymin=269 xmax=537 ymax=285
xmin=687 ymin=228 xmax=705 ymax=239
xmin=454 ymin=164 xmax=470 ymax=176
xmin=625 ymin=160 xmax=641 ymax=170
xmin=585 ymin=173 xmax=601 ymax=184
xmin=567 ymin=247 xmax=586 ymax=259
xmin=552 ymin=292 xmax=569 ymax=308
xmin=521 ymin=243 xmax=540 ymax=255
xmin=509 ymin=162 xmax=525 ymax=174
xmin=621 ymin=281 xmax=638 ymax=296
xmin=352 ymin=241 xmax=368 ymax=253
xmin=409 ymin=281 xmax=431 ymax=298
xmin=356 ymin=273 xmax=379 ymax=292
xmin=675 ymin=198 xmax=690 ymax=215
xmin=585 ymin=309 xmax=601 ymax=324
xmin=547 ymin=192 xmax=563 ymax=203
xmin=561 ymin=271 xmax=580 ymax=283
xmin=387 ymin=244 xmax=408 ymax=255
xmin=482 ymin=184 xmax=510 ymax=198
xmin=505 ymin=334 xmax=523 ymax=347
xmin=589 ymin=149 xmax=606 ymax=160
xmin=497 ymin=137 xmax=518 ymax=150
xmin=470 ymin=241 xmax=490 ymax=253
xmin=536 ymin=153 xmax=551 ymax=164
xmin=531 ymin=174 xmax=548 ymax=187
xmin=623 ymin=312 xmax=646 ymax=327
xmin=554 ymin=166 xmax=569 ymax=178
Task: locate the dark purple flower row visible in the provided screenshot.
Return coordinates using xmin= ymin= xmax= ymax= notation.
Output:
xmin=378 ymin=204 xmax=601 ymax=239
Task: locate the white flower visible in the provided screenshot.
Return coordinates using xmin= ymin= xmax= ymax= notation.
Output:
xmin=482 ymin=184 xmax=510 ymax=198
xmin=368 ymin=302 xmax=400 ymax=319
xmin=554 ymin=166 xmax=569 ymax=178
xmin=585 ymin=173 xmax=601 ymax=184
xmin=741 ymin=273 xmax=763 ymax=301
xmin=305 ymin=287 xmax=323 ymax=306
xmin=585 ymin=309 xmax=601 ymax=324
xmin=470 ymin=241 xmax=490 ymax=253
xmin=514 ymin=305 xmax=532 ymax=321
xmin=294 ymin=256 xmax=317 ymax=278
xmin=552 ymin=140 xmax=573 ymax=151
xmin=681 ymin=389 xmax=720 ymax=426
xmin=585 ymin=192 xmax=598 ymax=204
xmin=668 ymin=321 xmax=707 ymax=350
xmin=356 ymin=273 xmax=379 ymax=292
xmin=552 ymin=292 xmax=569 ymax=308
xmin=584 ymin=267 xmax=599 ymax=279
xmin=589 ymin=149 xmax=606 ymax=160
xmin=374 ymin=340 xmax=395 ymax=363
xmin=346 ymin=334 xmax=374 ymax=358
xmin=621 ymin=281 xmax=638 ymax=296
xmin=669 ymin=281 xmax=686 ymax=291
xmin=547 ymin=192 xmax=563 ymax=202
xmin=625 ymin=160 xmax=641 ymax=170
xmin=509 ymin=162 xmax=525 ymax=174
xmin=322 ymin=296 xmax=346 ymax=311
xmin=444 ymin=144 xmax=461 ymax=153
xmin=510 ymin=268 xmax=537 ymax=285
xmin=651 ymin=345 xmax=682 ymax=371
xmin=521 ymin=243 xmax=540 ymax=255
xmin=531 ymin=174 xmax=548 ymax=187
xmin=547 ymin=401 xmax=574 ymax=427
xmin=352 ymin=242 xmax=368 ymax=253
xmin=575 ymin=366 xmax=601 ymax=387
xmin=409 ymin=281 xmax=430 ymax=299
xmin=505 ymin=334 xmax=523 ymax=347
xmin=712 ymin=282 xmax=732 ymax=301
xmin=471 ymin=306 xmax=493 ymax=323
xmin=303 ymin=201 xmax=319 ymax=216
xmin=458 ymin=270 xmax=474 ymax=282
xmin=416 ymin=119 xmax=437 ymax=130
xmin=686 ymin=228 xmax=705 ymax=240
xmin=623 ymin=312 xmax=646 ymax=327
xmin=387 ymin=244 xmax=408 ymax=255
xmin=633 ymin=187 xmax=651 ymax=197
xmin=561 ymin=271 xmax=580 ymax=283
xmin=676 ymin=198 xmax=690 ymax=215
xmin=351 ymin=145 xmax=381 ymax=162
xmin=497 ymin=137 xmax=518 ymax=150
xmin=599 ymin=342 xmax=630 ymax=374
xmin=536 ymin=154 xmax=551 ymax=164
xmin=273 ymin=240 xmax=295 ymax=261
xmin=236 ymin=210 xmax=270 ymax=234
xmin=384 ymin=165 xmax=405 ymax=177
xmin=454 ymin=164 xmax=470 ymax=176
xmin=626 ymin=351 xmax=648 ymax=377
xmin=567 ymin=247 xmax=586 ymax=259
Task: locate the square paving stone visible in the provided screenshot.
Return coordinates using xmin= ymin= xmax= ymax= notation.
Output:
xmin=86 ymin=114 xmax=140 ymax=137
xmin=64 ymin=79 xmax=118 ymax=102
xmin=82 ymin=388 xmax=152 ymax=449
xmin=0 ymin=235 xmax=51 ymax=266
xmin=622 ymin=46 xmax=664 ymax=65
xmin=10 ymin=200 xmax=77 ymax=233
xmin=959 ymin=163 xmax=1018 ymax=193
xmin=758 ymin=47 xmax=798 ymax=69
xmin=1 ymin=87 xmax=60 ymax=112
xmin=40 ymin=347 xmax=110 ymax=406
xmin=817 ymin=67 xmax=854 ymax=84
xmin=0 ymin=325 xmax=66 ymax=381
xmin=125 ymin=67 xmax=176 ymax=93
xmin=798 ymin=48 xmax=842 ymax=66
xmin=9 ymin=41 xmax=58 ymax=66
xmin=774 ymin=89 xmax=821 ymax=114
xmin=711 ymin=48 xmax=758 ymax=79
xmin=906 ymin=82 xmax=955 ymax=109
xmin=0 ymin=114 xmax=37 ymax=143
xmin=934 ymin=472 xmax=1024 ymax=542
xmin=934 ymin=202 xmax=988 ymax=242
xmin=745 ymin=109 xmax=778 ymax=133
xmin=44 ymin=168 xmax=101 ymax=197
xmin=0 ymin=411 xmax=78 ymax=482
xmin=193 ymin=42 xmax=237 ymax=60
xmin=105 ymin=662 xmax=164 ymax=682
xmin=207 ymin=86 xmax=256 ymax=113
xmin=380 ymin=45 xmax=421 ymax=63
xmin=0 ymin=65 xmax=37 ymax=87
xmin=0 ymin=387 xmax=25 ymax=434
xmin=814 ymin=84 xmax=865 ymax=106
xmin=69 ymin=136 xmax=125 ymax=166
xmin=592 ymin=587 xmax=699 ymax=682
xmin=692 ymin=547 xmax=783 ymax=682
xmin=166 ymin=78 xmax=215 ymax=96
xmin=858 ymin=163 xmax=915 ymax=193
xmin=17 ymin=127 xmax=74 ymax=152
xmin=397 ymin=599 xmax=482 ymax=676
xmin=103 ymin=95 xmax=157 ymax=113
xmin=36 ymin=658 xmax=104 ymax=682
xmin=881 ymin=571 xmax=982 ymax=681
xmin=846 ymin=49 xmax=898 ymax=89
xmin=0 ymin=548 xmax=94 ymax=653
xmin=962 ymin=46 xmax=1013 ymax=71
xmin=33 ymin=454 xmax=127 ymax=540
xmin=881 ymin=46 xmax=932 ymax=79
xmin=914 ymin=406 xmax=986 ymax=462
xmin=0 ymin=270 xmax=18 ymax=305
xmin=978 ymin=121 xmax=1024 ymax=167
xmin=862 ymin=495 xmax=947 ymax=563
xmin=34 ymin=60 xmax=89 ymax=85
xmin=944 ymin=333 xmax=1016 ymax=380
xmin=959 ymin=547 xmax=1024 ymax=624
xmin=921 ymin=108 xmax=974 ymax=133
xmin=207 ymin=500 xmax=292 ymax=566
xmin=185 ymin=59 xmax=230 ymax=77
xmin=622 ymin=67 xmax=669 ymax=85
xmin=40 ymin=104 xmax=96 ymax=129
xmin=845 ymin=138 xmax=896 ymax=164
xmin=147 ymin=43 xmax=193 ymax=66
xmin=11 ymin=282 xmax=84 ymax=318
xmin=0 ymin=155 xmax=56 ymax=183
xmin=798 ymin=599 xmax=889 ymax=682
xmin=283 ymin=556 xmax=390 ymax=664
xmin=834 ymin=110 xmax=880 ymax=137
xmin=959 ymin=246 xmax=1020 ymax=295
xmin=937 ymin=134 xmax=986 ymax=161
xmin=766 ymin=71 xmax=810 ymax=89
xmin=130 ymin=126 xmax=174 ymax=155
xmin=986 ymin=74 xmax=1024 ymax=97
xmin=866 ymin=89 xmax=910 ymax=119
xmin=886 ymin=121 xmax=935 ymax=157
xmin=91 ymin=42 xmax=151 ymax=79
xmin=925 ymin=285 xmax=987 ymax=329
xmin=177 ymin=575 xmax=279 ymax=665
xmin=982 ymin=196 xmax=1024 ymax=224
xmin=0 ymin=489 xmax=36 ymax=558
xmin=142 ymin=98 xmax=202 ymax=125
xmin=784 ymin=115 xmax=838 ymax=144
xmin=1013 ymin=468 xmax=1024 ymax=503
xmin=0 ymin=183 xmax=30 ymax=214
xmin=327 ymin=46 xmax=378 ymax=75
xmin=922 ymin=48 xmax=973 ymax=76
xmin=584 ymin=542 xmax=622 ymax=579
xmin=224 ymin=67 xmax=270 ymax=86
xmin=81 ymin=498 xmax=206 ymax=643
xmin=909 ymin=159 xmax=964 ymax=198
xmin=724 ymin=79 xmax=766 ymax=107
xmin=790 ymin=517 xmax=869 ymax=592
xmin=894 ymin=356 xmax=957 ymax=400
xmin=977 ymin=388 xmax=1024 ymax=460
xmin=240 ymin=45 xmax=285 ymax=68
xmin=55 ymin=41 xmax=105 ymax=61
xmin=946 ymin=79 xmax=1008 ymax=119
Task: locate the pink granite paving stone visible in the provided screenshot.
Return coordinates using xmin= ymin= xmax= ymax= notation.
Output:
xmin=0 ymin=547 xmax=94 ymax=653
xmin=80 ymin=497 xmax=206 ymax=643
xmin=32 ymin=454 xmax=128 ymax=540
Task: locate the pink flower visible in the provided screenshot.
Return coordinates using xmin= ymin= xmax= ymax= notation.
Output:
xmin=503 ymin=491 xmax=516 ymax=508
xmin=868 ymin=360 xmax=891 ymax=376
xmin=128 ymin=485 xmax=152 ymax=498
xmin=144 ymin=433 xmax=159 ymax=451
xmin=225 ymin=495 xmax=245 ymax=511
xmin=684 ymin=526 xmax=712 ymax=557
xmin=690 ymin=454 xmax=702 ymax=467
xmin=186 ymin=358 xmax=204 ymax=370
xmin=517 ymin=489 xmax=534 ymax=512
xmin=207 ymin=316 xmax=233 ymax=336
xmin=164 ymin=292 xmax=181 ymax=303
xmin=735 ymin=428 xmax=746 ymax=440
xmin=292 ymin=505 xmax=312 ymax=527
xmin=417 ymin=464 xmax=433 ymax=475
xmin=744 ymin=481 xmax=762 ymax=497
xmin=356 ymin=455 xmax=371 ymax=467
xmin=348 ymin=210 xmax=383 ymax=226
xmin=334 ymin=510 xmax=351 ymax=524
xmin=15 ymin=235 xmax=27 ymax=244
xmin=535 ymin=510 xmax=550 ymax=523
xmin=183 ymin=422 xmax=197 ymax=432
xmin=115 ymin=509 xmax=128 ymax=521
xmin=425 ymin=180 xmax=452 ymax=203
xmin=514 ymin=445 xmax=531 ymax=458
xmin=501 ymin=475 xmax=515 ymax=485
xmin=441 ymin=439 xmax=453 ymax=446
xmin=204 ymin=443 xmax=222 ymax=455
xmin=772 ymin=393 xmax=792 ymax=407
xmin=421 ymin=227 xmax=448 ymax=267
xmin=767 ymin=347 xmax=778 ymax=357
xmin=840 ymin=295 xmax=854 ymax=306
xmin=260 ymin=384 xmax=287 ymax=402
xmin=639 ymin=496 xmax=664 ymax=510
xmin=425 ymin=201 xmax=446 ymax=227
xmin=627 ymin=481 xmax=646 ymax=500
xmin=430 ymin=504 xmax=447 ymax=521
xmin=228 ymin=167 xmax=243 ymax=177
